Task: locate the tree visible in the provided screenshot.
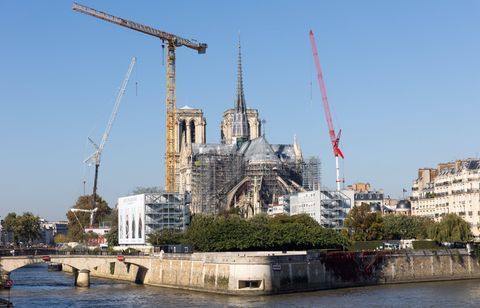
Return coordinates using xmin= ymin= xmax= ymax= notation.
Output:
xmin=15 ymin=212 xmax=42 ymax=244
xmin=54 ymin=234 xmax=68 ymax=244
xmin=105 ymin=208 xmax=118 ymax=247
xmin=343 ymin=203 xmax=384 ymax=241
xmin=105 ymin=228 xmax=118 ymax=247
xmin=429 ymin=213 xmax=472 ymax=242
xmin=66 ymin=194 xmax=111 ymax=241
xmin=383 ymin=215 xmax=417 ymax=240
xmin=411 ymin=216 xmax=435 ymax=240
xmin=147 ymin=229 xmax=183 ymax=246
xmin=2 ymin=212 xmax=41 ymax=244
xmin=184 ymin=213 xmax=350 ymax=252
xmin=2 ymin=213 xmax=17 ymax=243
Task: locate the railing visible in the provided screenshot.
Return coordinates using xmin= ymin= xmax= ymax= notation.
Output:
xmin=0 ymin=248 xmax=57 ymax=257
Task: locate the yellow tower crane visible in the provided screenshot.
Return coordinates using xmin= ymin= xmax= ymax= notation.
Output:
xmin=73 ymin=3 xmax=207 ymax=192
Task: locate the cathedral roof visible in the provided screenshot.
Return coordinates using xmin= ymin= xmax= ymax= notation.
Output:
xmin=192 ymin=143 xmax=236 ymax=156
xmin=240 ymin=136 xmax=279 ymax=164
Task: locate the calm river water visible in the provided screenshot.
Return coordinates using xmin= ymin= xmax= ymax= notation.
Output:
xmin=1 ymin=264 xmax=480 ymax=307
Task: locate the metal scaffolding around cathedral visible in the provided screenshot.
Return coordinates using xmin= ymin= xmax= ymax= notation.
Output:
xmin=175 ymin=39 xmax=305 ymax=217
xmin=302 ymin=156 xmax=321 ymax=191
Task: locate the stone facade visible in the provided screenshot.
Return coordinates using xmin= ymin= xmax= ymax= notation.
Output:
xmin=175 ymin=106 xmax=206 ymax=193
xmin=220 ymin=108 xmax=261 ymax=144
xmin=411 ymin=159 xmax=480 ymax=236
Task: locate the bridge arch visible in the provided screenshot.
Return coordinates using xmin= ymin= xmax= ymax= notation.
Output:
xmin=1 ymin=255 xmax=152 ymax=288
xmin=0 ymin=256 xmax=49 ymax=273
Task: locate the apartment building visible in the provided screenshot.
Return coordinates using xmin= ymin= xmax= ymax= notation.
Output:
xmin=411 ymin=159 xmax=480 ymax=236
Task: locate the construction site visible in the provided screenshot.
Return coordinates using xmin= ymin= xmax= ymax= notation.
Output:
xmin=72 ymin=3 xmax=350 ymax=233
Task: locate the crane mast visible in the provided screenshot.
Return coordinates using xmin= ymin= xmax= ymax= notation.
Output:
xmin=309 ymin=30 xmax=344 ymax=191
xmin=73 ymin=3 xmax=207 ymax=193
xmin=85 ymin=57 xmax=136 ymax=210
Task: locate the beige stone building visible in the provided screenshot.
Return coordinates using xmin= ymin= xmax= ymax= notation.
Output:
xmin=174 ymin=106 xmax=206 ymax=193
xmin=343 ymin=182 xmax=384 ymax=208
xmin=411 ymin=159 xmax=480 ymax=237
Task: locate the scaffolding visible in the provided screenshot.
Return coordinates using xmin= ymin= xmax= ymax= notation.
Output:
xmin=189 ymin=139 xmax=305 ymax=216
xmin=144 ymin=193 xmax=191 ymax=235
xmin=320 ymin=190 xmax=350 ymax=230
xmin=303 ymin=156 xmax=321 ymax=191
xmin=246 ymin=162 xmax=286 ymax=207
xmin=289 ymin=189 xmax=350 ymax=231
xmin=191 ymin=151 xmax=244 ymax=214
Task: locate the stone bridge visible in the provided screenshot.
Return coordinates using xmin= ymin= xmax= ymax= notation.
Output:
xmin=0 ymin=255 xmax=151 ymax=287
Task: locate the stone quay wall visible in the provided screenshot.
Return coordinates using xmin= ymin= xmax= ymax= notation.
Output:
xmin=71 ymin=249 xmax=480 ymax=295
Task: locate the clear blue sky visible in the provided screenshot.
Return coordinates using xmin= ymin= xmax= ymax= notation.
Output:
xmin=1 ymin=1 xmax=480 ymax=220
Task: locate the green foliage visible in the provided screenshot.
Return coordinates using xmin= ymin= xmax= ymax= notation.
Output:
xmin=344 ymin=204 xmax=384 ymax=241
xmin=147 ymin=229 xmax=183 ymax=246
xmin=344 ymin=205 xmax=439 ymax=242
xmin=429 ymin=213 xmax=472 ymax=242
xmin=1 ymin=212 xmax=41 ymax=244
xmin=350 ymin=241 xmax=384 ymax=251
xmin=54 ymin=233 xmax=68 ymax=244
xmin=105 ymin=227 xmax=118 ymax=247
xmin=383 ymin=215 xmax=434 ymax=240
xmin=184 ymin=213 xmax=349 ymax=252
xmin=2 ymin=213 xmax=17 ymax=233
xmin=412 ymin=240 xmax=440 ymax=250
xmin=122 ymin=247 xmax=140 ymax=255
xmin=66 ymin=194 xmax=111 ymax=241
xmin=105 ymin=208 xmax=118 ymax=247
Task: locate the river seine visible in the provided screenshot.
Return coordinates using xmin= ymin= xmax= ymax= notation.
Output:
xmin=2 ymin=264 xmax=480 ymax=307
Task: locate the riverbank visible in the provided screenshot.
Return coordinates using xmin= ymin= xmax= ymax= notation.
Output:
xmin=60 ymin=249 xmax=480 ymax=295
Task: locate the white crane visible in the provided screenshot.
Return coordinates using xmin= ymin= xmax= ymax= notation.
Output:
xmin=70 ymin=208 xmax=98 ymax=229
xmin=84 ymin=57 xmax=136 ymax=211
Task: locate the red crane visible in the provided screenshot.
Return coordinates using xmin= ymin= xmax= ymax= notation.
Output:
xmin=309 ymin=30 xmax=344 ymax=191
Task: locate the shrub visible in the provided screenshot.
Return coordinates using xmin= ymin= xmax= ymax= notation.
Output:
xmin=349 ymin=241 xmax=384 ymax=251
xmin=412 ymin=240 xmax=440 ymax=250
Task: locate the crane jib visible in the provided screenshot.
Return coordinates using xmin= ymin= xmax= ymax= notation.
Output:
xmin=72 ymin=2 xmax=207 ymax=53
xmin=73 ymin=2 xmax=208 ymax=192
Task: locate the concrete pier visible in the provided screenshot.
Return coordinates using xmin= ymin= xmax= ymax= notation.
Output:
xmin=76 ymin=269 xmax=90 ymax=287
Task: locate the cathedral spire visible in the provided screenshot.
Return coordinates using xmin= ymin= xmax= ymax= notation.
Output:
xmin=235 ymin=36 xmax=246 ymax=113
xmin=231 ymin=35 xmax=249 ymax=145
